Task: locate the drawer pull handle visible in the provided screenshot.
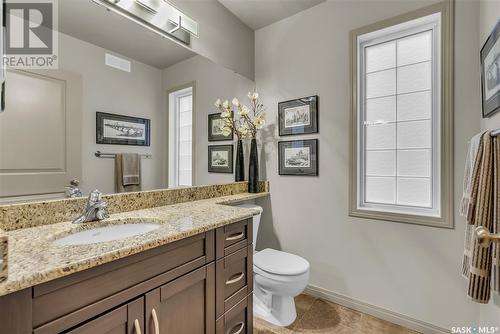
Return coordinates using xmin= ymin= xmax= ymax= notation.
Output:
xmin=228 ymin=321 xmax=245 ymax=334
xmin=134 ymin=319 xmax=142 ymax=334
xmin=226 ymin=232 xmax=244 ymax=241
xmin=151 ymin=308 xmax=160 ymax=334
xmin=226 ymin=272 xmax=245 ymax=285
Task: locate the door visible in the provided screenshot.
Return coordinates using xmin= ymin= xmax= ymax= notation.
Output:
xmin=66 ymin=297 xmax=144 ymax=334
xmin=0 ymin=69 xmax=82 ymax=201
xmin=145 ymin=264 xmax=215 ymax=334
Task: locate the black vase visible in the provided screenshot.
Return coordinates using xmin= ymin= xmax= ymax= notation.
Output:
xmin=235 ymin=139 xmax=244 ymax=182
xmin=248 ymin=138 xmax=259 ymax=193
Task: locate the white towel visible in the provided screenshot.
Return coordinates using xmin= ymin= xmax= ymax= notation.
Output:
xmin=460 ymin=132 xmax=485 ymax=217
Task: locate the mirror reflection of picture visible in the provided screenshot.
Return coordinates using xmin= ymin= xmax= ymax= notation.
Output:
xmin=96 ymin=112 xmax=151 ymax=146
xmin=481 ymin=19 xmax=500 ymax=118
xmin=208 ymin=113 xmax=233 ymax=141
xmin=208 ymin=145 xmax=233 ymax=173
xmin=279 ymin=139 xmax=318 ymax=176
xmin=278 ymin=95 xmax=318 ymax=136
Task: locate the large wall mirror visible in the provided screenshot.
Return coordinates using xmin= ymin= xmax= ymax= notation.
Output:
xmin=0 ymin=0 xmax=254 ymax=203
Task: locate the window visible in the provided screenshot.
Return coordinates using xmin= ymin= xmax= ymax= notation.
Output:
xmin=169 ymin=86 xmax=193 ymax=187
xmin=349 ymin=1 xmax=454 ymax=227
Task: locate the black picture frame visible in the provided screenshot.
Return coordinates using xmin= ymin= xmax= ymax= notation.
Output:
xmin=208 ymin=145 xmax=233 ymax=173
xmin=480 ymin=19 xmax=500 ymax=118
xmin=208 ymin=113 xmax=233 ymax=141
xmin=278 ymin=139 xmax=318 ymax=176
xmin=96 ymin=112 xmax=151 ymax=146
xmin=278 ymin=95 xmax=318 ymax=136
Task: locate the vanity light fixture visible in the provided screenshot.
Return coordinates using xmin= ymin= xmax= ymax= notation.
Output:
xmin=92 ymin=0 xmax=198 ymax=45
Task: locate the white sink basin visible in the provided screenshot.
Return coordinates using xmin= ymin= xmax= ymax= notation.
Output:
xmin=53 ymin=223 xmax=161 ymax=246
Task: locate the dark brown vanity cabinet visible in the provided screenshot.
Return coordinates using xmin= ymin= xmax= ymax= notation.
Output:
xmin=0 ymin=219 xmax=253 ymax=334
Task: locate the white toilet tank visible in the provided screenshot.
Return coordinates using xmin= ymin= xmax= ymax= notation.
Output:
xmin=233 ymin=203 xmax=262 ymax=251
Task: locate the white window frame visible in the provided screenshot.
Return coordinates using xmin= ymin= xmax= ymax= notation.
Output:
xmin=349 ymin=1 xmax=454 ymax=228
xmin=168 ymin=84 xmax=194 ymax=188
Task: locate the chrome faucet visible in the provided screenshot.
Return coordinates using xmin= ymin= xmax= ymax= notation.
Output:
xmin=72 ymin=190 xmax=109 ymax=224
xmin=65 ymin=179 xmax=83 ymax=198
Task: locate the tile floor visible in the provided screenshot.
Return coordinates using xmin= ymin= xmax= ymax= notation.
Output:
xmin=253 ymin=294 xmax=419 ymax=334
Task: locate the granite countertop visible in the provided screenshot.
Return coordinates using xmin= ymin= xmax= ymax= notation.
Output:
xmin=0 ymin=192 xmax=269 ymax=296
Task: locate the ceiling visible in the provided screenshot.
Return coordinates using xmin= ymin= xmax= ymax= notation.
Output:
xmin=58 ymin=1 xmax=196 ymax=69
xmin=217 ymin=0 xmax=326 ymax=30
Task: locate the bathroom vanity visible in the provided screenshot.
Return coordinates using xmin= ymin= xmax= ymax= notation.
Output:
xmin=0 ymin=219 xmax=253 ymax=334
xmin=0 ymin=183 xmax=269 ymax=334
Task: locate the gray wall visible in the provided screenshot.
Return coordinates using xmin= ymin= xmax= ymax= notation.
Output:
xmin=253 ymin=0 xmax=482 ymax=330
xmin=163 ymin=55 xmax=254 ymax=186
xmin=59 ymin=33 xmax=165 ymax=195
xmin=478 ymin=0 xmax=500 ymax=325
xmin=169 ymin=0 xmax=255 ymax=81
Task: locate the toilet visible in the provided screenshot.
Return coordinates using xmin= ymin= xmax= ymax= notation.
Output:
xmin=234 ymin=203 xmax=310 ymax=327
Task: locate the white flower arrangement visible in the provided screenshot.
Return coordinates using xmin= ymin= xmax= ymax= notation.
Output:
xmin=214 ymin=91 xmax=266 ymax=140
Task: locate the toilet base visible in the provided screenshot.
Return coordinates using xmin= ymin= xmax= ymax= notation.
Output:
xmin=253 ymin=290 xmax=297 ymax=327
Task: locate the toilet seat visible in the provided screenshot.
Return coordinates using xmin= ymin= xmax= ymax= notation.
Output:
xmin=254 ymin=248 xmax=309 ymax=277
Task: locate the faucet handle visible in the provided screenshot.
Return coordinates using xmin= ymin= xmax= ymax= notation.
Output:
xmin=88 ymin=189 xmax=103 ymax=203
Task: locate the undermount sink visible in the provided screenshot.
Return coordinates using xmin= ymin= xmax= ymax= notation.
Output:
xmin=53 ymin=222 xmax=161 ymax=246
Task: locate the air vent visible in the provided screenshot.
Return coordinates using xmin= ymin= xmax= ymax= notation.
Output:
xmin=105 ymin=53 xmax=131 ymax=72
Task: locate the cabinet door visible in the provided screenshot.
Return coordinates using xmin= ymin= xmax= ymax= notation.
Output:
xmin=145 ymin=264 xmax=215 ymax=334
xmin=66 ymin=297 xmax=144 ymax=334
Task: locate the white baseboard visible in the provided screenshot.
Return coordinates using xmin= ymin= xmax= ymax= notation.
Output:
xmin=304 ymin=285 xmax=449 ymax=334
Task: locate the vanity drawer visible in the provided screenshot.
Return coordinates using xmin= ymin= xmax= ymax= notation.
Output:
xmin=216 ymin=245 xmax=253 ymax=318
xmin=216 ymin=219 xmax=252 ymax=259
xmin=32 ymin=231 xmax=214 ymax=329
xmin=216 ymin=293 xmax=253 ymax=334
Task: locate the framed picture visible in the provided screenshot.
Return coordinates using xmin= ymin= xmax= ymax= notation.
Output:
xmin=96 ymin=112 xmax=151 ymax=146
xmin=481 ymin=19 xmax=500 ymax=118
xmin=278 ymin=139 xmax=318 ymax=176
xmin=208 ymin=145 xmax=233 ymax=173
xmin=208 ymin=113 xmax=233 ymax=141
xmin=278 ymin=95 xmax=318 ymax=136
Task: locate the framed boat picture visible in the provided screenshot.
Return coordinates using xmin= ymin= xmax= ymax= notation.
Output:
xmin=96 ymin=112 xmax=151 ymax=146
xmin=208 ymin=145 xmax=233 ymax=173
xmin=278 ymin=95 xmax=318 ymax=136
xmin=208 ymin=113 xmax=233 ymax=141
xmin=278 ymin=139 xmax=318 ymax=176
xmin=481 ymin=19 xmax=500 ymax=118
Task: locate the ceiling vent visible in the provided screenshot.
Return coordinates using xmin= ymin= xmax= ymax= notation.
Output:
xmin=105 ymin=53 xmax=131 ymax=72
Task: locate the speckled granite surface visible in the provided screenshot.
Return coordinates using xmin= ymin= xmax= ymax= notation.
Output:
xmin=0 ymin=181 xmax=269 ymax=231
xmin=0 ymin=191 xmax=269 ymax=296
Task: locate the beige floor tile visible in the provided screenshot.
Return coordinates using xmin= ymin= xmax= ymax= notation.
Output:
xmin=358 ymin=314 xmax=418 ymax=334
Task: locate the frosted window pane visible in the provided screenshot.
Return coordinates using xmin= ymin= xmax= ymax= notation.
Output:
xmin=179 ymin=111 xmax=192 ymax=127
xmin=397 ymin=31 xmax=432 ymax=66
xmin=366 ymin=41 xmax=396 ymax=73
xmin=179 ymin=95 xmax=191 ymax=110
xmin=366 ymin=150 xmax=396 ymax=176
xmin=179 ymin=126 xmax=192 ymax=141
xmin=366 ymin=69 xmax=396 ymax=98
xmin=179 ymin=170 xmax=192 ymax=186
xmin=397 ymin=120 xmax=431 ymax=149
xmin=366 ymin=123 xmax=396 ymax=150
xmin=179 ymin=141 xmax=192 ymax=155
xmin=179 ymin=155 xmax=191 ymax=170
xmin=366 ymin=96 xmax=396 ymax=123
xmin=366 ymin=177 xmax=395 ymax=204
xmin=397 ymin=149 xmax=431 ymax=177
xmin=397 ymin=91 xmax=432 ymax=121
xmin=397 ymin=177 xmax=431 ymax=207
xmin=397 ymin=61 xmax=431 ymax=94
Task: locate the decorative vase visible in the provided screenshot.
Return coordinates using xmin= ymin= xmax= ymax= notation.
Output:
xmin=235 ymin=139 xmax=244 ymax=182
xmin=248 ymin=138 xmax=259 ymax=193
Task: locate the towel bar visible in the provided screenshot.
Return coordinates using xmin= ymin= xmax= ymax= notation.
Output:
xmin=94 ymin=151 xmax=152 ymax=159
xmin=475 ymin=227 xmax=500 ymax=247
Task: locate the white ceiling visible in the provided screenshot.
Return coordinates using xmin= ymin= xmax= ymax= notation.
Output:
xmin=58 ymin=1 xmax=196 ymax=69
xmin=217 ymin=0 xmax=326 ymax=30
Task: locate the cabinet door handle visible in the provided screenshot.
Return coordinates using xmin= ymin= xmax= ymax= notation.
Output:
xmin=226 ymin=232 xmax=244 ymax=241
xmin=226 ymin=272 xmax=245 ymax=285
xmin=133 ymin=319 xmax=142 ymax=334
xmin=228 ymin=321 xmax=245 ymax=334
xmin=151 ymin=308 xmax=160 ymax=334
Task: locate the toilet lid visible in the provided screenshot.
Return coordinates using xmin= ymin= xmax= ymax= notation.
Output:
xmin=254 ymin=248 xmax=309 ymax=276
